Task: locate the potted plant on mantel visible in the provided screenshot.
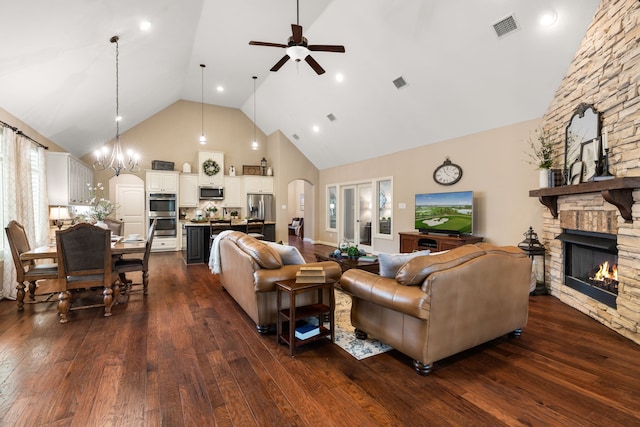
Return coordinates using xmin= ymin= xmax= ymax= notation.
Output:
xmin=526 ymin=128 xmax=557 ymax=188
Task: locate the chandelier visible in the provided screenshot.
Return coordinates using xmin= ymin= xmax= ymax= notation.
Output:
xmin=94 ymin=35 xmax=140 ymax=176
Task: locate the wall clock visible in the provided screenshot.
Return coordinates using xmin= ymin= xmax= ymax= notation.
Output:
xmin=433 ymin=157 xmax=463 ymax=185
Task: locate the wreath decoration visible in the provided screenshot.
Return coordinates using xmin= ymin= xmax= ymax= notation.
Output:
xmin=202 ymin=159 xmax=220 ymax=176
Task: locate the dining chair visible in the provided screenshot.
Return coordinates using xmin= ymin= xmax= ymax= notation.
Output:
xmin=209 ymin=218 xmax=231 ymax=248
xmin=114 ymin=219 xmax=156 ymax=295
xmin=245 ymin=218 xmax=265 ymax=240
xmin=5 ymin=220 xmax=59 ymax=310
xmin=55 ymin=223 xmax=121 ymax=323
xmin=104 ymin=218 xmax=124 ymax=236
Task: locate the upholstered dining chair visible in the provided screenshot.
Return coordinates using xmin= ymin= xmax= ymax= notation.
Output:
xmin=209 ymin=218 xmax=231 ymax=248
xmin=5 ymin=220 xmax=59 ymax=310
xmin=55 ymin=223 xmax=121 ymax=323
xmin=104 ymin=218 xmax=124 ymax=236
xmin=114 ymin=219 xmax=156 ymax=295
xmin=245 ymin=218 xmax=265 ymax=240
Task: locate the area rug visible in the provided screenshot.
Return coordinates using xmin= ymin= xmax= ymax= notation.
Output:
xmin=330 ymin=289 xmax=393 ymax=360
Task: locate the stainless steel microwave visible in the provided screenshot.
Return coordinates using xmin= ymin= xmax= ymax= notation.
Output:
xmin=199 ymin=186 xmax=224 ymax=200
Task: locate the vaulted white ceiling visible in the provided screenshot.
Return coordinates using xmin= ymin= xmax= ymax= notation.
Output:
xmin=0 ymin=0 xmax=599 ymax=170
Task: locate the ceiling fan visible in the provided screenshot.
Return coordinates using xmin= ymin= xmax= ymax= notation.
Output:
xmin=249 ymin=0 xmax=345 ymax=75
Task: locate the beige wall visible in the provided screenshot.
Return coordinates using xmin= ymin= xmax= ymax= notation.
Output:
xmin=318 ymin=119 xmax=545 ymax=253
xmin=0 ymin=107 xmax=64 ymax=152
xmin=80 ymin=99 xmax=270 ymax=193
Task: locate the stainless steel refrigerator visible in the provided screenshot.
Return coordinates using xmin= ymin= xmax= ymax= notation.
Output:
xmin=247 ymin=193 xmax=275 ymax=221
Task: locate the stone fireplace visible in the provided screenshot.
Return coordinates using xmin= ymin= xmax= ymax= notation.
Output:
xmin=531 ymin=183 xmax=640 ymax=345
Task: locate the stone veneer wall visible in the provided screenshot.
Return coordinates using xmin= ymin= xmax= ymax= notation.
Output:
xmin=539 ymin=0 xmax=640 ymax=344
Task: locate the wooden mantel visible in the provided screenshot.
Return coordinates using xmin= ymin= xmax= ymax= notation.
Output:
xmin=529 ymin=177 xmax=640 ymax=221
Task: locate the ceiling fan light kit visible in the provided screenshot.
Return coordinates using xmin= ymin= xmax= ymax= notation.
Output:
xmin=248 ymin=0 xmax=345 ymax=75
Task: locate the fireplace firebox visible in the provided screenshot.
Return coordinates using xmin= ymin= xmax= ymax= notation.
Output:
xmin=556 ymin=230 xmax=618 ymax=309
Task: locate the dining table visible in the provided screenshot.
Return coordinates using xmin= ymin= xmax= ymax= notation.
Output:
xmin=20 ymin=237 xmax=147 ymax=304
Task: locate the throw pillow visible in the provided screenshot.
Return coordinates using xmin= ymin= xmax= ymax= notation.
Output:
xmin=265 ymin=241 xmax=306 ymax=265
xmin=235 ymin=234 xmax=283 ymax=269
xmin=378 ymin=250 xmax=431 ymax=278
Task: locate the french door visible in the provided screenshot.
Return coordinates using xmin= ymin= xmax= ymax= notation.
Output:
xmin=341 ymin=183 xmax=373 ymax=253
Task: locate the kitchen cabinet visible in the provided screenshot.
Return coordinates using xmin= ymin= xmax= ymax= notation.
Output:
xmin=222 ymin=176 xmax=243 ymax=207
xmin=146 ymin=171 xmax=179 ymax=193
xmin=244 ymin=176 xmax=273 ymax=194
xmin=198 ymin=151 xmax=224 ymax=187
xmin=46 ymin=152 xmax=94 ymax=205
xmin=179 ymin=173 xmax=198 ymax=207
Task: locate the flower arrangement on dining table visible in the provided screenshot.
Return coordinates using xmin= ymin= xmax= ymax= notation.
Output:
xmin=87 ymin=182 xmax=118 ymax=221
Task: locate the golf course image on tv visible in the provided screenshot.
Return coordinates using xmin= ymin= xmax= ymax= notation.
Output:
xmin=414 ymin=191 xmax=473 ymax=235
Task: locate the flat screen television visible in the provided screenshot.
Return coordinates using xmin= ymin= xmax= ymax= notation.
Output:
xmin=414 ymin=191 xmax=473 ymax=235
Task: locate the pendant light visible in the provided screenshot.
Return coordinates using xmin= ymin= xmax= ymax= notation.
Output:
xmin=93 ymin=35 xmax=140 ymax=176
xmin=251 ymin=76 xmax=258 ymax=150
xmin=199 ymin=64 xmax=207 ymax=144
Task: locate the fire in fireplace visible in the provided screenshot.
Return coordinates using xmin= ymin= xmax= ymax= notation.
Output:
xmin=557 ymin=229 xmax=618 ymax=308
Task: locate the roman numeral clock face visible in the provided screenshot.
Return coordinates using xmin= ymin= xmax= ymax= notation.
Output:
xmin=433 ymin=158 xmax=462 ymax=185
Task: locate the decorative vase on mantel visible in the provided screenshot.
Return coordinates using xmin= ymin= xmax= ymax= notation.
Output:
xmin=539 ymin=169 xmax=550 ymax=188
xmin=95 ymin=220 xmax=108 ymax=229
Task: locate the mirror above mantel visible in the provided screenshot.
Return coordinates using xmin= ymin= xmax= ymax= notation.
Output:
xmin=565 ymin=103 xmax=601 ymax=184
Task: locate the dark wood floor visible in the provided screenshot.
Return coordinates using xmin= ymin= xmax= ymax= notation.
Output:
xmin=1 ymin=237 xmax=640 ymax=426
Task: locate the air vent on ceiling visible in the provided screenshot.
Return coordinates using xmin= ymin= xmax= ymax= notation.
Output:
xmin=292 ymin=133 xmax=300 ymax=140
xmin=493 ymin=14 xmax=519 ymax=38
xmin=327 ymin=113 xmax=336 ymax=122
xmin=393 ymin=76 xmax=407 ymax=89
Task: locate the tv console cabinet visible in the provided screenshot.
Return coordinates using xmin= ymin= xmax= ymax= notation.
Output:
xmin=399 ymin=232 xmax=483 ymax=253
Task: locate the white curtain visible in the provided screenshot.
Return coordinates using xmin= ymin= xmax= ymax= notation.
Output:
xmin=1 ymin=126 xmax=50 ymax=300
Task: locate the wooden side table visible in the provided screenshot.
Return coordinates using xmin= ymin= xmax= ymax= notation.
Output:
xmin=275 ymin=279 xmax=335 ymax=357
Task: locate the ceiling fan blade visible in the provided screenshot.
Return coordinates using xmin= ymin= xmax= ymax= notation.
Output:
xmin=270 ymin=55 xmax=291 ymax=72
xmin=304 ymin=55 xmax=325 ymax=75
xmin=308 ymin=44 xmax=346 ymax=53
xmin=249 ymin=41 xmax=288 ymax=48
xmin=291 ymin=24 xmax=303 ymax=45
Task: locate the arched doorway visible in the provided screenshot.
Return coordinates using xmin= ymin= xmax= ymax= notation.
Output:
xmin=287 ymin=179 xmax=313 ymax=242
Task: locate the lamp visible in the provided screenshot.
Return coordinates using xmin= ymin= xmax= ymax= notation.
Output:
xmin=260 ymin=157 xmax=267 ymax=175
xmin=199 ymin=64 xmax=207 ymax=144
xmin=518 ymin=226 xmax=547 ymax=295
xmin=50 ymin=206 xmax=70 ymax=230
xmin=93 ymin=35 xmax=141 ymax=177
xmin=251 ymin=76 xmax=259 ymax=150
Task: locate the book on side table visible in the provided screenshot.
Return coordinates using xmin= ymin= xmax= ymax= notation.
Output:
xmin=295 ymin=322 xmax=320 ymax=340
xmin=296 ymin=266 xmax=326 ymax=283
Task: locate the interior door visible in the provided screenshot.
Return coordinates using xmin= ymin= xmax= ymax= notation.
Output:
xmin=341 ymin=183 xmax=372 ymax=253
xmin=115 ymin=184 xmax=145 ymax=237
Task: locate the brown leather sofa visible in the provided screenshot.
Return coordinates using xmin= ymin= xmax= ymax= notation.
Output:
xmin=217 ymin=231 xmax=341 ymax=333
xmin=340 ymin=243 xmax=532 ymax=375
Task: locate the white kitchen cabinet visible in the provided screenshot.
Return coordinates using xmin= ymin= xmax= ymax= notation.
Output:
xmin=146 ymin=171 xmax=179 ymax=193
xmin=222 ymin=176 xmax=243 ymax=207
xmin=46 ymin=152 xmax=94 ymax=205
xmin=198 ymin=151 xmax=224 ymax=187
xmin=244 ymin=176 xmax=273 ymax=194
xmin=179 ymin=173 xmax=198 ymax=207
xmin=151 ymin=237 xmax=178 ymax=252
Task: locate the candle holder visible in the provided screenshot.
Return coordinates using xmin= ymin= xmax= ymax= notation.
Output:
xmin=593 ymin=148 xmax=614 ymax=181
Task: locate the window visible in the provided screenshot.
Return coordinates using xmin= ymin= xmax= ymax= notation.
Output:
xmin=326 ymin=185 xmax=337 ymax=231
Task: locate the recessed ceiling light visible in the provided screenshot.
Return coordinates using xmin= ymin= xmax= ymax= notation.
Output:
xmin=312 ymin=125 xmax=320 ymax=133
xmin=539 ymin=10 xmax=557 ymax=27
xmin=140 ymin=21 xmax=152 ymax=31
xmin=216 ymin=86 xmax=224 ymax=92
xmin=335 ymin=73 xmax=344 ymax=82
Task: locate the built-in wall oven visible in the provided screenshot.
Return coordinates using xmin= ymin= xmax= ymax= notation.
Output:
xmin=148 ymin=193 xmax=177 ymax=237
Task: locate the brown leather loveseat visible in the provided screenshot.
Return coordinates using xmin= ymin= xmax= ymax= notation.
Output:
xmin=340 ymin=243 xmax=532 ymax=374
xmin=216 ymin=231 xmax=341 ymax=333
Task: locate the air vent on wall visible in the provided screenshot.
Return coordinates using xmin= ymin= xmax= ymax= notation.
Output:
xmin=493 ymin=14 xmax=519 ymax=38
xmin=393 ymin=76 xmax=407 ymax=89
xmin=327 ymin=113 xmax=336 ymax=122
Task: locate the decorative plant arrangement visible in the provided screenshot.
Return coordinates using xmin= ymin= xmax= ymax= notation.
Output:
xmin=206 ymin=206 xmax=218 ymax=218
xmin=87 ymin=182 xmax=117 ymax=221
xmin=525 ymin=128 xmax=555 ymax=170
